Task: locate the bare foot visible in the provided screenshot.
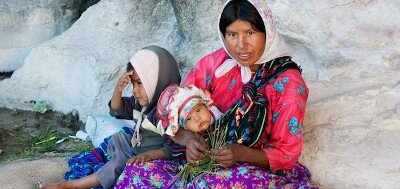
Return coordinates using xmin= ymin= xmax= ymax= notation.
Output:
xmin=39 ymin=182 xmax=67 ymax=189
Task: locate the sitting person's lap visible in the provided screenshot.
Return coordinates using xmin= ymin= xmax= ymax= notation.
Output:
xmin=115 ymin=160 xmax=315 ymax=188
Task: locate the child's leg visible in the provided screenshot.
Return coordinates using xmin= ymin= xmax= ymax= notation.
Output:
xmin=39 ymin=174 xmax=100 ymax=189
xmin=40 ymin=132 xmax=133 ymax=189
xmin=95 ymin=132 xmax=134 ymax=188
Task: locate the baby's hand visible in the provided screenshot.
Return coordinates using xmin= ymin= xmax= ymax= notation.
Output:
xmin=115 ymin=71 xmax=134 ymax=92
xmin=126 ymin=152 xmax=152 ymax=165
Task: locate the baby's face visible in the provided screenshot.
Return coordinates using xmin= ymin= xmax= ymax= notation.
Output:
xmin=184 ymin=103 xmax=212 ymax=133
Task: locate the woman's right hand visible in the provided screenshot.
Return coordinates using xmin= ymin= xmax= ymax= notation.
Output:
xmin=186 ymin=135 xmax=209 ymax=163
xmin=115 ymin=71 xmax=134 ymax=93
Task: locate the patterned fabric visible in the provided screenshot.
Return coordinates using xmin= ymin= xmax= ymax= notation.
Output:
xmin=114 ymin=160 xmax=317 ymax=189
xmin=220 ymin=58 xmax=300 ymax=147
xmin=65 ymin=127 xmax=133 ymax=189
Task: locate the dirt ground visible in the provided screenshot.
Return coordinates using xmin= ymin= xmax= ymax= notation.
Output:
xmin=0 ymin=71 xmax=92 ymax=162
xmin=0 ymin=72 xmax=94 ymax=188
xmin=0 ymin=107 xmax=90 ymax=162
xmin=0 ymin=106 xmax=93 ymax=188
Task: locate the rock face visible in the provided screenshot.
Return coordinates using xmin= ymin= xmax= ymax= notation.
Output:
xmin=0 ymin=0 xmax=399 ymax=188
xmin=0 ymin=0 xmax=98 ymax=71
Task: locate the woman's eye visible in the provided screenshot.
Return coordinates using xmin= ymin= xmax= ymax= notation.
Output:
xmin=187 ymin=117 xmax=191 ymax=121
xmin=247 ymin=31 xmax=254 ymax=35
xmin=196 ymin=108 xmax=201 ymax=112
xmin=226 ymin=33 xmax=235 ymax=37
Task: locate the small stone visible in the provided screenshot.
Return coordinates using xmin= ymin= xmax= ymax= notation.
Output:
xmin=13 ymin=125 xmax=20 ymax=130
xmin=0 ymin=149 xmax=3 ymax=155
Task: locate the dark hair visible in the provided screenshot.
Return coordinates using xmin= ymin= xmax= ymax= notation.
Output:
xmin=219 ymin=0 xmax=265 ymax=36
xmin=126 ymin=62 xmax=134 ymax=72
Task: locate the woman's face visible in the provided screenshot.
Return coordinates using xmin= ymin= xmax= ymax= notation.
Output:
xmin=224 ymin=19 xmax=266 ymax=71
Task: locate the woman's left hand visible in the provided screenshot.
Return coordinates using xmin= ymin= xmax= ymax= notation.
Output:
xmin=211 ymin=144 xmax=242 ymax=167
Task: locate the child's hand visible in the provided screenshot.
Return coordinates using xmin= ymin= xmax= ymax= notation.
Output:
xmin=126 ymin=152 xmax=153 ymax=165
xmin=115 ymin=71 xmax=134 ymax=92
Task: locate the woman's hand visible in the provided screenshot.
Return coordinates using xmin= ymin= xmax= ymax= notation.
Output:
xmin=212 ymin=144 xmax=270 ymax=169
xmin=186 ymin=135 xmax=210 ymax=164
xmin=211 ymin=144 xmax=242 ymax=167
xmin=115 ymin=71 xmax=134 ymax=93
xmin=171 ymin=129 xmax=210 ymax=164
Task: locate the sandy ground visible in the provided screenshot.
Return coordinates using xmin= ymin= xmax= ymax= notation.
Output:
xmin=0 ymin=157 xmax=68 ymax=189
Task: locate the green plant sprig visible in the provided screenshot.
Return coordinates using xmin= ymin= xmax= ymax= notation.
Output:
xmin=171 ymin=119 xmax=229 ymax=188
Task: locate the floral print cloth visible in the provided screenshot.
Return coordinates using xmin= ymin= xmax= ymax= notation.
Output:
xmin=114 ymin=160 xmax=317 ymax=189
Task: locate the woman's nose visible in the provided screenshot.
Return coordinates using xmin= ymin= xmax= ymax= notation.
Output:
xmin=237 ymin=35 xmax=247 ymax=49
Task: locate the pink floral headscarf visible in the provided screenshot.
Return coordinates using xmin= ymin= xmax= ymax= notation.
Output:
xmin=215 ymin=0 xmax=292 ymax=83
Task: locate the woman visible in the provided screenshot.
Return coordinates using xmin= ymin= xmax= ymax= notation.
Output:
xmin=115 ymin=0 xmax=317 ymax=188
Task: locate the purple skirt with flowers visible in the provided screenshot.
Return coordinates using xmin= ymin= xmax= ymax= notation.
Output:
xmin=114 ymin=159 xmax=318 ymax=189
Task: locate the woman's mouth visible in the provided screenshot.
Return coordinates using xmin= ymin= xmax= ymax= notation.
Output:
xmin=237 ymin=53 xmax=251 ymax=60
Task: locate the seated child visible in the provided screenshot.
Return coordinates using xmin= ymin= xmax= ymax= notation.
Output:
xmin=40 ymin=45 xmax=181 ymax=189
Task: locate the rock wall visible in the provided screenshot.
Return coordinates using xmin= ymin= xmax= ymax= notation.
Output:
xmin=0 ymin=0 xmax=399 ymax=188
xmin=0 ymin=0 xmax=98 ymax=71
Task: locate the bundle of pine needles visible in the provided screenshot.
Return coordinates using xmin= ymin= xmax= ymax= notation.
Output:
xmin=171 ymin=119 xmax=229 ymax=187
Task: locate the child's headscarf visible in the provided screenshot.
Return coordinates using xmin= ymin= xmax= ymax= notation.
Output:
xmin=129 ymin=45 xmax=181 ymax=113
xmin=129 ymin=45 xmax=181 ymax=145
xmin=157 ymin=84 xmax=213 ymax=137
xmin=215 ymin=0 xmax=292 ymax=83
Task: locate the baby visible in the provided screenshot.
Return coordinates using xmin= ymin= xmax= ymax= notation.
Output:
xmin=157 ymin=84 xmax=222 ymax=137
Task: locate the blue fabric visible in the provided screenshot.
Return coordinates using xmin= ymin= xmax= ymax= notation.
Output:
xmin=64 ymin=127 xmax=134 ymax=189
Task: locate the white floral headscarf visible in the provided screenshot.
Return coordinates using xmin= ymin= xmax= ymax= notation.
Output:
xmin=215 ymin=0 xmax=292 ymax=83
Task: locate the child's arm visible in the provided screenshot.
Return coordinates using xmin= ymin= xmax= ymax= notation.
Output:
xmin=108 ymin=71 xmax=137 ymax=119
xmin=110 ymin=71 xmax=134 ymax=110
xmin=126 ymin=149 xmax=167 ymax=165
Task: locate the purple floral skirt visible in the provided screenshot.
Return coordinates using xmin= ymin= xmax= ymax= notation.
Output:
xmin=114 ymin=159 xmax=318 ymax=189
